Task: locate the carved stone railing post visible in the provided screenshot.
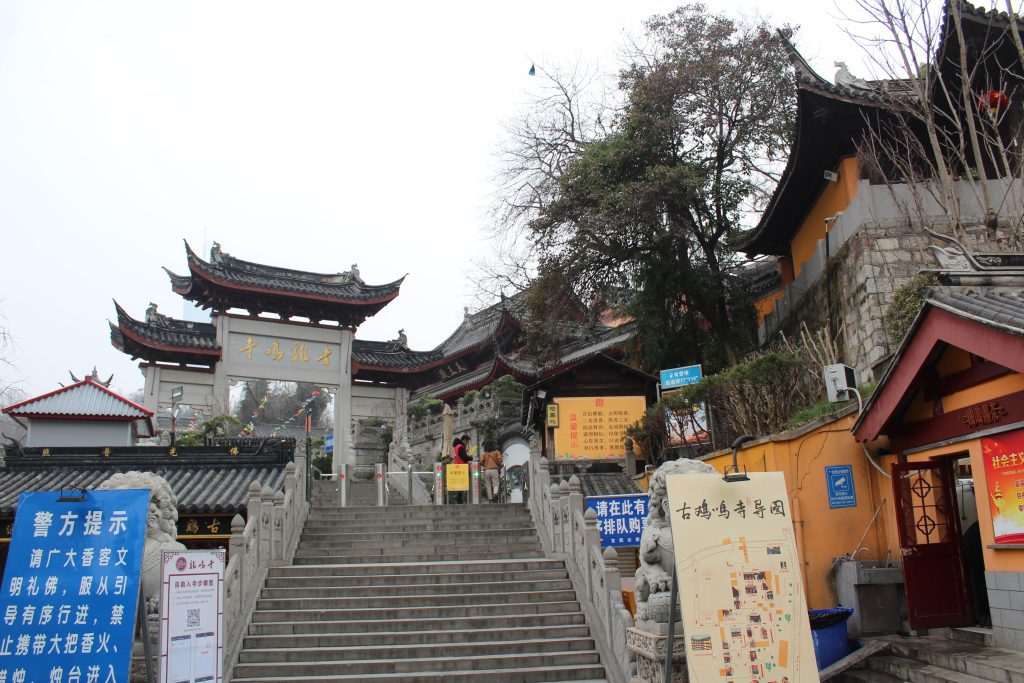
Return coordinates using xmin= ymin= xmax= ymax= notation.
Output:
xmin=272 ymin=490 xmax=285 ymax=562
xmin=557 ymin=479 xmax=571 ymax=554
xmin=227 ymin=513 xmax=245 ymax=643
xmin=549 ymin=483 xmax=563 ymax=556
xmin=260 ymin=485 xmax=274 ymax=563
xmin=247 ymin=481 xmax=262 ymax=522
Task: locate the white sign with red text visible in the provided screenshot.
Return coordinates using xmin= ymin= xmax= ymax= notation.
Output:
xmin=159 ymin=549 xmax=225 ymax=683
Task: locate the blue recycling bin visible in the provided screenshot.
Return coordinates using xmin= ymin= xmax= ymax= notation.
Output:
xmin=809 ymin=607 xmax=855 ymax=669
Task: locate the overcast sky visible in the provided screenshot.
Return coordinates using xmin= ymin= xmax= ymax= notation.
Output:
xmin=0 ymin=1 xmax=869 ymax=400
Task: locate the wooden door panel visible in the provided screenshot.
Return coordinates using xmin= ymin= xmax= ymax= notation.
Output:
xmin=892 ymin=460 xmax=972 ymax=629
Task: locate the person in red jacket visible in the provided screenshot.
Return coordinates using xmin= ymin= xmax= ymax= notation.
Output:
xmin=451 ymin=434 xmax=471 ymax=503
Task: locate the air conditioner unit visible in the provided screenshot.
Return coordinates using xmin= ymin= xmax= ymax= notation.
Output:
xmin=823 ymin=363 xmax=856 ymax=403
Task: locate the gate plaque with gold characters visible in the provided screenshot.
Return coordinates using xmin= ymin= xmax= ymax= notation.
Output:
xmin=446 ymin=464 xmax=469 ymax=492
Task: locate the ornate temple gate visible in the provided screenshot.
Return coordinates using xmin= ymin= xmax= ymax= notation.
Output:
xmin=212 ymin=315 xmax=354 ymax=472
xmin=892 ymin=459 xmax=973 ymax=629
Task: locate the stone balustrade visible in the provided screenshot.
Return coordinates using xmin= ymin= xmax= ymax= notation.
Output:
xmin=531 ymin=456 xmax=635 ymax=683
xmin=223 ymin=452 xmax=309 ymax=681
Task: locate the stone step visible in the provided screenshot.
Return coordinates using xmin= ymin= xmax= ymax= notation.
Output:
xmin=231 ymin=663 xmax=607 ymax=682
xmin=264 ymin=567 xmax=570 ymax=588
xmin=261 ymin=577 xmax=572 ymax=598
xmin=309 ymin=503 xmax=528 ymax=517
xmin=251 ymin=599 xmax=583 ymax=623
xmin=294 ymin=537 xmax=541 ymax=553
xmin=292 ymin=549 xmax=547 ymax=564
xmin=837 ymin=669 xmax=904 ymax=683
xmin=231 ymin=650 xmax=602 ymax=678
xmin=868 ymin=654 xmax=993 ymax=683
xmin=296 ymin=532 xmax=539 ymax=550
xmin=246 ymin=610 xmax=588 ymax=636
xmin=242 ymin=623 xmax=593 ymax=650
xmin=886 ymin=635 xmax=1024 ymax=681
xmin=237 ymin=636 xmax=596 ymax=664
xmin=302 ymin=517 xmax=534 ymax=531
xmin=299 ymin=523 xmax=536 ymax=540
xmin=256 ymin=588 xmax=579 ymax=611
xmin=269 ymin=558 xmax=565 ymax=577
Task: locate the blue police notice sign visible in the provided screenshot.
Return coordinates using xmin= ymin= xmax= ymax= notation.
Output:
xmin=660 ymin=364 xmax=702 ymax=390
xmin=585 ymin=494 xmax=649 ymax=547
xmin=325 ymin=434 xmax=333 ymax=454
xmin=0 ymin=489 xmax=149 ymax=683
xmin=825 ymin=465 xmax=857 ymax=508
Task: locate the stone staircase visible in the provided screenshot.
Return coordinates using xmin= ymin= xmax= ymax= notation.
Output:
xmin=836 ymin=629 xmax=1024 ymax=682
xmin=231 ymin=500 xmax=608 ymax=681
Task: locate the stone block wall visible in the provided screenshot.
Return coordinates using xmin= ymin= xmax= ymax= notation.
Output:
xmin=770 ymin=221 xmax=1011 ymax=384
xmin=987 ymin=570 xmax=1024 ymax=650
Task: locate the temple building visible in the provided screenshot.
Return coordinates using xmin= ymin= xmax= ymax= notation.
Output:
xmin=743 ymin=1 xmax=1024 ymax=382
xmin=110 ymin=241 xmax=636 ymax=474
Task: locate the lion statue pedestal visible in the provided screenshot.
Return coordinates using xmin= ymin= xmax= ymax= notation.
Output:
xmin=627 ymin=458 xmax=715 ymax=682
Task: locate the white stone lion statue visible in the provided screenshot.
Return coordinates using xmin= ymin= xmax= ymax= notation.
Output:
xmin=634 ymin=458 xmax=715 ymax=623
xmin=98 ymin=471 xmax=185 ymax=614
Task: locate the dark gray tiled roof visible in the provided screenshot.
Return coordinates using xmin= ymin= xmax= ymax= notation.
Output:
xmin=175 ymin=242 xmax=404 ymax=303
xmin=352 ymin=339 xmax=442 ymax=369
xmin=0 ymin=465 xmax=285 ymax=516
xmin=927 ymin=290 xmax=1024 ymax=335
xmin=574 ymin=473 xmax=642 ymax=498
xmin=113 ymin=302 xmax=220 ymax=352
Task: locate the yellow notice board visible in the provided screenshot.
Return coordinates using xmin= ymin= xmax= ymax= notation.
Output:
xmin=446 ymin=464 xmax=469 ymax=492
xmin=552 ymin=396 xmax=646 ymax=459
xmin=666 ymin=472 xmax=817 ymax=682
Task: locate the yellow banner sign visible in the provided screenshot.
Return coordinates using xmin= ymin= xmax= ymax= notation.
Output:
xmin=446 ymin=464 xmax=469 ymax=491
xmin=552 ymin=396 xmax=646 ymax=459
xmin=666 ymin=472 xmax=817 ymax=681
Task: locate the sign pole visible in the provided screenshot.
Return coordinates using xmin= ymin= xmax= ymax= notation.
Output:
xmin=663 ymin=565 xmax=679 ymax=683
xmin=138 ymin=587 xmax=155 ymax=683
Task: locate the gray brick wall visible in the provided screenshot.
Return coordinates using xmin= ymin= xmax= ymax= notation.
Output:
xmin=987 ymin=570 xmax=1024 ymax=650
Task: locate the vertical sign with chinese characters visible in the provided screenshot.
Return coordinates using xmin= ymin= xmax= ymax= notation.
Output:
xmin=551 ymin=396 xmax=647 ymax=459
xmin=0 ymin=489 xmax=148 ymax=683
xmin=982 ymin=429 xmax=1024 ymax=544
xmin=584 ymin=494 xmax=648 ymax=547
xmin=666 ymin=473 xmax=817 ymax=682
xmin=159 ymin=549 xmax=225 ymax=683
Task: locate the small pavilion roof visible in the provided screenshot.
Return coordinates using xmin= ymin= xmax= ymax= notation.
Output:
xmin=3 ymin=376 xmax=155 ymax=437
xmin=853 ymin=290 xmax=1024 ymax=443
xmin=167 ymin=242 xmax=403 ymax=327
xmin=110 ymin=301 xmax=221 ymax=367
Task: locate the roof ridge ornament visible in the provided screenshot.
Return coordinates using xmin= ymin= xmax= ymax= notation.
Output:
xmin=834 ymin=62 xmax=873 ymax=91
xmin=925 ymin=228 xmax=981 ymax=271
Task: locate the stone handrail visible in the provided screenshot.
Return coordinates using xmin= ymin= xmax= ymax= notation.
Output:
xmin=388 ymin=447 xmax=433 ymax=505
xmin=223 ymin=452 xmax=310 ymax=681
xmin=530 ymin=457 xmax=634 ymax=683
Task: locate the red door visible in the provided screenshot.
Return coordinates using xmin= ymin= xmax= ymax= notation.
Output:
xmin=892 ymin=459 xmax=972 ymax=629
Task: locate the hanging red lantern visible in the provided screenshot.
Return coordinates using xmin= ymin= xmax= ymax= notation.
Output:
xmin=979 ymin=89 xmax=1010 ymax=112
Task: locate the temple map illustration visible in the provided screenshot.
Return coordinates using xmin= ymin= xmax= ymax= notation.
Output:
xmin=667 ymin=473 xmax=817 ymax=682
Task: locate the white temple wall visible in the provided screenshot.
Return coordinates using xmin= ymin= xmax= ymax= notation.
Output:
xmin=27 ymin=420 xmax=133 ymax=448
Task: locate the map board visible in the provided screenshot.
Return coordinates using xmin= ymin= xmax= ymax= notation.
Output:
xmin=0 ymin=488 xmax=149 ymax=683
xmin=584 ymin=494 xmax=649 ymax=547
xmin=159 ymin=549 xmax=225 ymax=683
xmin=551 ymin=396 xmax=646 ymax=459
xmin=667 ymin=473 xmax=817 ymax=682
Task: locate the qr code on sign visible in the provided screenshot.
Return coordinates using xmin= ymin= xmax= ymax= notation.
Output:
xmin=186 ymin=609 xmax=200 ymax=628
